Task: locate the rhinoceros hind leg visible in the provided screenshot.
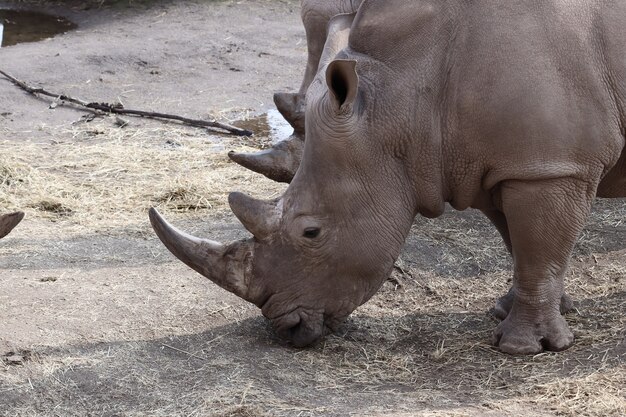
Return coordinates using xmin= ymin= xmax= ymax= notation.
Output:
xmin=493 ymin=289 xmax=574 ymax=320
xmin=273 ymin=92 xmax=305 ymax=135
xmin=0 ymin=211 xmax=25 ymax=239
xmin=228 ymin=134 xmax=304 ymax=183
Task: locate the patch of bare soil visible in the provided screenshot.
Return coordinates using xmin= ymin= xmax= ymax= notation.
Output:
xmin=1 ymin=1 xmax=624 ymax=416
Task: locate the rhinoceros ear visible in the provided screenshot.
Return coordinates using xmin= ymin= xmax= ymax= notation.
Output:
xmin=228 ymin=192 xmax=280 ymax=240
xmin=325 ymin=59 xmax=358 ymax=111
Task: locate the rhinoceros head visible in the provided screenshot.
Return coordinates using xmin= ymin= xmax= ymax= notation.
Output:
xmin=150 ymin=55 xmax=439 ymax=347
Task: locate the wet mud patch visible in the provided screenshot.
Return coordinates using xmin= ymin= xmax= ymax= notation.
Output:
xmin=0 ymin=9 xmax=76 ymax=47
xmin=233 ymin=109 xmax=294 ymax=149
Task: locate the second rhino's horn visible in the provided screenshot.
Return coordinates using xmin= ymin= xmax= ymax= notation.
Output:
xmin=0 ymin=211 xmax=25 ymax=239
xmin=149 ymin=208 xmax=255 ymax=302
xmin=228 ymin=192 xmax=280 ymax=240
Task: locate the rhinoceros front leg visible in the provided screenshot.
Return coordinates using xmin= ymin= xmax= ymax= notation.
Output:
xmin=493 ymin=288 xmax=574 ymax=320
xmin=494 ymin=284 xmax=574 ymax=320
xmin=491 ymin=178 xmax=596 ymax=354
xmin=481 ymin=209 xmax=574 ymax=320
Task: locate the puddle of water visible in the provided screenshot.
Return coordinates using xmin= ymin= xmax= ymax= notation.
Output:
xmin=0 ymin=9 xmax=77 ymax=48
xmin=234 ymin=108 xmax=294 ymax=147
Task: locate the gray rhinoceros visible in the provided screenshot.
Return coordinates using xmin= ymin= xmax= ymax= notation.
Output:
xmin=151 ymin=0 xmax=626 ymax=354
xmin=0 ymin=212 xmax=24 ymax=239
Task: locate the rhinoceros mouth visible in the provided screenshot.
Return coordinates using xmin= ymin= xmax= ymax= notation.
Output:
xmin=264 ymin=304 xmax=351 ymax=347
xmin=264 ymin=306 xmax=324 ymax=347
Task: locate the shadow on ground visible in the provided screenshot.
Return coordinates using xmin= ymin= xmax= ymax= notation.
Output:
xmin=1 ymin=290 xmax=623 ymax=416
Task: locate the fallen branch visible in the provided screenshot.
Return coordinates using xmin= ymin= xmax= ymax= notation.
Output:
xmin=0 ymin=69 xmax=253 ymax=136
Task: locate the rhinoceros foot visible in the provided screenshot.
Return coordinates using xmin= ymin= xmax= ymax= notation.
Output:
xmin=493 ymin=306 xmax=574 ymax=354
xmin=273 ymin=92 xmax=305 ymax=135
xmin=493 ymin=288 xmax=573 ymax=320
xmin=0 ymin=211 xmax=25 ymax=239
xmin=228 ymin=134 xmax=304 ymax=183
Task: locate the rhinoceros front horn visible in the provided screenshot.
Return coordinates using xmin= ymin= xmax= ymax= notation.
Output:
xmin=0 ymin=211 xmax=25 ymax=239
xmin=149 ymin=208 xmax=255 ymax=302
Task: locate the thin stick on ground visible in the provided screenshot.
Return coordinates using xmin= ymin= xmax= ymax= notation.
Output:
xmin=161 ymin=343 xmax=207 ymax=361
xmin=0 ymin=69 xmax=253 ymax=137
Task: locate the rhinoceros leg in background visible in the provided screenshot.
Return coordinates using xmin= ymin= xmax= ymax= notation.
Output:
xmin=492 ymin=178 xmax=598 ymax=354
xmin=228 ymin=0 xmax=361 ymax=183
xmin=597 ymin=150 xmax=626 ymax=198
xmin=0 ymin=211 xmax=24 ymax=239
xmin=482 ymin=209 xmax=574 ymax=320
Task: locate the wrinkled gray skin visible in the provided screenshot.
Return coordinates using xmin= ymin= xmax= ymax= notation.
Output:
xmin=228 ymin=0 xmax=362 ymax=182
xmin=152 ymin=0 xmax=626 ymax=354
xmin=0 ymin=212 xmax=24 ymax=239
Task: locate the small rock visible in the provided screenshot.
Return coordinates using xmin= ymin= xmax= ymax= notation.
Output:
xmin=114 ymin=117 xmax=129 ymax=128
xmin=165 ymin=139 xmax=182 ymax=148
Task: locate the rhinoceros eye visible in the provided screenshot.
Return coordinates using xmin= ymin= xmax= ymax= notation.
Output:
xmin=303 ymin=227 xmax=321 ymax=239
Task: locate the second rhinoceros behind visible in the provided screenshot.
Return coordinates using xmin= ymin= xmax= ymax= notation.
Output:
xmin=151 ymin=0 xmax=626 ymax=354
xmin=0 ymin=212 xmax=24 ymax=239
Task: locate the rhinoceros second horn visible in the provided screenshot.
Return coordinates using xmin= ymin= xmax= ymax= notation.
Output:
xmin=228 ymin=192 xmax=280 ymax=240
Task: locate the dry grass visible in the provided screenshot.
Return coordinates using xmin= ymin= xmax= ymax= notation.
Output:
xmin=0 ymin=116 xmax=285 ymax=235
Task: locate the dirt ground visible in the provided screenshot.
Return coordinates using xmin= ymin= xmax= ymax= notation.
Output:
xmin=0 ymin=0 xmax=624 ymax=416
